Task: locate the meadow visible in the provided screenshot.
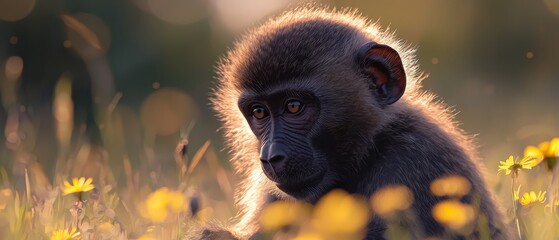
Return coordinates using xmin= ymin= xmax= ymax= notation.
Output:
xmin=0 ymin=109 xmax=558 ymax=239
xmin=1 ymin=0 xmax=559 ymax=239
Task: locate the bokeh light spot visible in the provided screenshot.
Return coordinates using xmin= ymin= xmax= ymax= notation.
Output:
xmin=371 ymin=185 xmax=413 ymax=217
xmin=5 ymin=56 xmax=24 ymax=81
xmin=312 ymin=189 xmax=370 ymax=235
xmin=526 ymin=51 xmax=534 ymax=59
xmin=211 ymin=0 xmax=294 ymax=32
xmin=260 ymin=201 xmax=310 ymax=230
xmin=431 ymin=57 xmax=439 ymax=64
xmin=432 ymin=200 xmax=475 ymax=231
xmin=141 ymin=88 xmax=198 ymax=136
xmin=544 ymin=0 xmax=559 ymax=16
xmin=152 ymin=82 xmax=160 ymax=89
xmin=6 ymin=132 xmax=20 ymax=147
xmin=140 ymin=187 xmax=186 ymax=223
xmin=370 ymin=185 xmax=413 ymax=217
xmin=0 ymin=0 xmax=35 ymax=21
xmin=53 ymin=76 xmax=74 ymax=146
xmin=147 ymin=0 xmax=206 ymax=25
xmin=64 ymin=40 xmax=72 ymax=48
xmin=9 ymin=36 xmax=18 ymax=45
xmin=62 ymin=13 xmax=111 ymax=59
xmin=430 ymin=175 xmax=471 ymax=197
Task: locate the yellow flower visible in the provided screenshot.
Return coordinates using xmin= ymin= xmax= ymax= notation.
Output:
xmin=432 ymin=200 xmax=475 ymax=231
xmin=167 ymin=190 xmax=185 ymax=212
xmin=141 ymin=187 xmax=185 ymax=223
xmin=63 ymin=177 xmax=94 ymax=195
xmin=50 ymin=228 xmax=80 ymax=240
xmin=370 ymin=185 xmax=413 ymax=217
xmin=430 ymin=175 xmax=471 ymax=198
xmin=497 ymin=156 xmax=515 ymax=175
xmin=524 ymin=138 xmax=559 ymax=171
xmin=498 ymin=155 xmax=536 ymax=175
xmin=292 ymin=232 xmax=323 ymax=240
xmin=520 ymin=191 xmax=546 ymax=206
xmin=524 ymin=146 xmax=544 ymax=166
xmin=311 ymin=189 xmax=370 ymax=236
xmin=138 ymin=235 xmax=156 ymax=240
xmin=540 ymin=138 xmax=559 ymax=158
xmin=260 ymin=201 xmax=311 ymax=230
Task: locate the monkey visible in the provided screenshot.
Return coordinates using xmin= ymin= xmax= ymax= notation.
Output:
xmin=193 ymin=6 xmax=513 ymax=240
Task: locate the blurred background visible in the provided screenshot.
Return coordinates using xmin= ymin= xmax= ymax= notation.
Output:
xmin=0 ymin=0 xmax=558 ymax=237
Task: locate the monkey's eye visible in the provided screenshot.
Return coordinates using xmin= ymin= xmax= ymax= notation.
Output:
xmin=251 ymin=106 xmax=268 ymax=119
xmin=286 ymin=100 xmax=303 ymax=114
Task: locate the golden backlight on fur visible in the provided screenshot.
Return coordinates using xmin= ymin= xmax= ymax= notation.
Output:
xmin=205 ymin=5 xmax=512 ymax=239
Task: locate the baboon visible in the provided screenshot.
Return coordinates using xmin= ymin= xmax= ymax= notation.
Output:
xmin=196 ymin=6 xmax=511 ymax=240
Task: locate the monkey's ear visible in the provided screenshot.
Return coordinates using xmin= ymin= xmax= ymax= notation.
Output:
xmin=358 ymin=42 xmax=406 ymax=106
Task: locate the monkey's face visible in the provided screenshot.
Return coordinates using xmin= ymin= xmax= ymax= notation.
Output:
xmin=225 ymin=20 xmax=407 ymax=201
xmin=238 ymin=90 xmax=327 ymax=198
xmin=233 ymin=40 xmax=407 ymax=202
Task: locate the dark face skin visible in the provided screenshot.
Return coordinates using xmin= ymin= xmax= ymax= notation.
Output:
xmin=238 ymin=89 xmax=325 ymax=198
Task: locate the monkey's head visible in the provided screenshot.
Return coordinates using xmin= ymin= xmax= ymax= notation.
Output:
xmin=214 ymin=8 xmax=420 ymax=202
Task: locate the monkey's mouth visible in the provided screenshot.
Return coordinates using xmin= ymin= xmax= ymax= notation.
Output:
xmin=275 ymin=170 xmax=325 ymax=197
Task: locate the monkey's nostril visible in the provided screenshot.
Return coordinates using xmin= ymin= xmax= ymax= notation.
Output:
xmin=261 ymin=154 xmax=287 ymax=175
xmin=268 ymin=155 xmax=285 ymax=163
xmin=268 ymin=155 xmax=286 ymax=173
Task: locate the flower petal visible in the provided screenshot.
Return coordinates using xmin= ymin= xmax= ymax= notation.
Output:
xmin=78 ymin=177 xmax=86 ymax=187
xmin=82 ymin=185 xmax=94 ymax=192
xmin=72 ymin=178 xmax=80 ymax=186
xmin=84 ymin=178 xmax=93 ymax=187
xmin=506 ymin=156 xmax=514 ymax=164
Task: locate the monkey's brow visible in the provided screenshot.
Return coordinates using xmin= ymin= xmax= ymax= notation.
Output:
xmin=239 ymin=88 xmax=312 ymax=102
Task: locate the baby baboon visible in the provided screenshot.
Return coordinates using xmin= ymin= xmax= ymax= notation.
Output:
xmin=197 ymin=6 xmax=511 ymax=240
